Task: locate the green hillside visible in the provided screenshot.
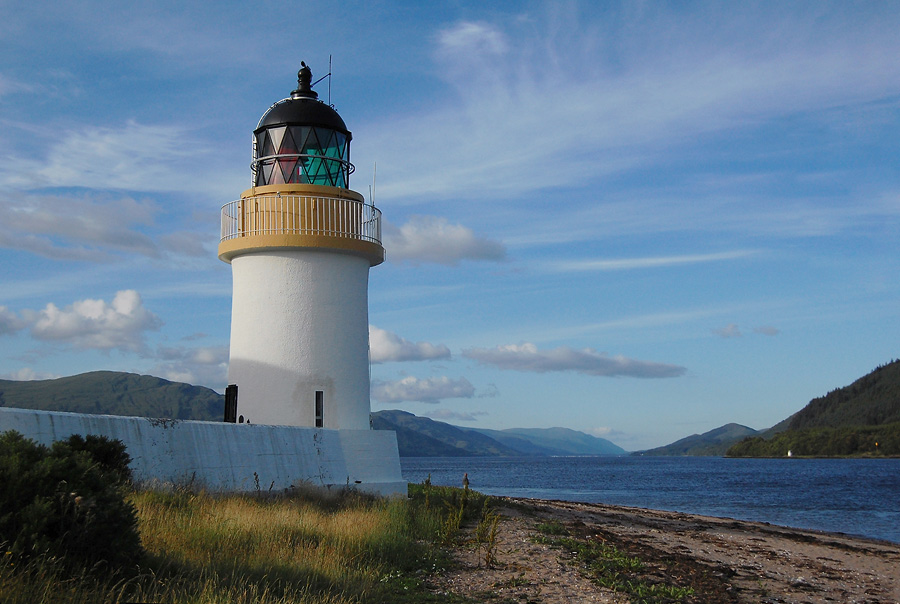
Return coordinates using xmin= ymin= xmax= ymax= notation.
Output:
xmin=727 ymin=360 xmax=900 ymax=457
xmin=636 ymin=423 xmax=759 ymax=456
xmin=784 ymin=360 xmax=900 ymax=430
xmin=371 ymin=410 xmax=523 ymax=457
xmin=0 ymin=371 xmax=224 ymax=421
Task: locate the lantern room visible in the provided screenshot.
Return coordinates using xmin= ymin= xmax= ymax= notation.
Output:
xmin=251 ymin=62 xmax=353 ymax=188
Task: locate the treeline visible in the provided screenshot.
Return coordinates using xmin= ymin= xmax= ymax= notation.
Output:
xmin=786 ymin=360 xmax=900 ymax=431
xmin=726 ymin=422 xmax=900 ymax=458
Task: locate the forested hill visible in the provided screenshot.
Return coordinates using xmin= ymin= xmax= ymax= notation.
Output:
xmin=782 ymin=360 xmax=900 ymax=430
xmin=0 ymin=371 xmax=224 ymax=421
xmin=727 ymin=360 xmax=900 ymax=457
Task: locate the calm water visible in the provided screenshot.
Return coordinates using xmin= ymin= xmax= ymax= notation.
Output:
xmin=400 ymin=456 xmax=900 ymax=543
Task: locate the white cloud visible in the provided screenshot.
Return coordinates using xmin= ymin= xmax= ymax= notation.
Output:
xmin=383 ymin=216 xmax=505 ymax=265
xmin=713 ymin=324 xmax=742 ymax=338
xmin=753 ymin=325 xmax=780 ymax=336
xmin=424 ymin=409 xmax=489 ymax=423
xmin=369 ymin=326 xmax=451 ymax=363
xmin=0 ymin=192 xmax=159 ymax=261
xmin=372 ymin=375 xmax=476 ymax=404
xmin=24 ymin=290 xmax=161 ymax=353
xmin=151 ymin=344 xmax=228 ymax=390
xmin=463 ymin=342 xmax=686 ymax=378
xmin=0 ymin=73 xmax=33 ymax=97
xmin=549 ymin=250 xmax=757 ymax=272
xmin=0 ymin=120 xmax=241 ymax=196
xmin=0 ymin=306 xmax=26 ymax=336
xmin=1 ymin=368 xmax=59 ymax=381
xmin=361 ymin=7 xmax=900 ymax=205
xmin=437 ymin=21 xmax=509 ymax=58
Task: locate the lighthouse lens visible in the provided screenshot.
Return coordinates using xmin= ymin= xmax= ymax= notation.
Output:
xmin=253 ymin=125 xmax=350 ymax=188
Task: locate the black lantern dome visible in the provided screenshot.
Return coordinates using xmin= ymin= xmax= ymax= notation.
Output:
xmin=252 ymin=63 xmax=353 ymax=188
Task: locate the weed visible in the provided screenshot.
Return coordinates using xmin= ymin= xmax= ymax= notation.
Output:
xmin=474 ymin=500 xmax=502 ymax=567
xmin=534 ymin=520 xmax=568 ymax=536
xmin=532 ymin=533 xmax=693 ymax=603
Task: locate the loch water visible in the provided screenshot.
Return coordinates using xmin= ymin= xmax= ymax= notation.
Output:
xmin=400 ymin=456 xmax=900 ymax=543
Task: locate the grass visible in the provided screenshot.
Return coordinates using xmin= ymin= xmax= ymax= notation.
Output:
xmin=0 ymin=483 xmax=477 ymax=604
xmin=533 ymin=519 xmax=694 ymax=604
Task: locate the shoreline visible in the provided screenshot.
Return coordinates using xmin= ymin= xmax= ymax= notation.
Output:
xmin=431 ymin=496 xmax=900 ymax=603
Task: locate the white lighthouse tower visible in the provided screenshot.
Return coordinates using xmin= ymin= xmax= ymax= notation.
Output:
xmin=219 ymin=63 xmax=383 ymax=430
xmin=0 ymin=64 xmax=403 ymax=495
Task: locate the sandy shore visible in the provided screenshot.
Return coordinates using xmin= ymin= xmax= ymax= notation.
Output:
xmin=430 ymin=497 xmax=900 ymax=603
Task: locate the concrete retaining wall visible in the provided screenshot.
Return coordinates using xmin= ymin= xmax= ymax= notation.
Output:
xmin=0 ymin=408 xmax=406 ymax=496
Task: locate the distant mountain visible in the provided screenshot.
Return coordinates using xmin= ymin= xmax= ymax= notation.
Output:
xmin=0 ymin=371 xmax=224 ymax=421
xmin=371 ymin=410 xmax=523 ymax=457
xmin=1 ymin=371 xmax=625 ymax=458
xmin=467 ymin=426 xmax=626 ymax=456
xmin=727 ymin=360 xmax=900 ymax=457
xmin=635 ymin=423 xmax=759 ymax=456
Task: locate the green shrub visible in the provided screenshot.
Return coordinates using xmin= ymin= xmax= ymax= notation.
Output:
xmin=0 ymin=430 xmax=143 ymax=568
xmin=51 ymin=433 xmax=133 ymax=485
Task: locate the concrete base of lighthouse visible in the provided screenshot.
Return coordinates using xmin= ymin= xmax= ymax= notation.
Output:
xmin=0 ymin=407 xmax=407 ymax=496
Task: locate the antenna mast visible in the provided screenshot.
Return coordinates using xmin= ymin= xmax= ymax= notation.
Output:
xmin=311 ymin=55 xmax=334 ymax=106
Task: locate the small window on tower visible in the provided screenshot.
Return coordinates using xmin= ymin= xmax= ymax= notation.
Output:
xmin=315 ymin=391 xmax=324 ymax=428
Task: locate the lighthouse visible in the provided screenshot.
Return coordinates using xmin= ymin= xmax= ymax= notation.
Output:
xmin=0 ymin=64 xmax=403 ymax=495
xmin=219 ymin=63 xmax=383 ymax=430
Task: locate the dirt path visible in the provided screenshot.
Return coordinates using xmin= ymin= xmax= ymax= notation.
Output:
xmin=429 ymin=497 xmax=900 ymax=603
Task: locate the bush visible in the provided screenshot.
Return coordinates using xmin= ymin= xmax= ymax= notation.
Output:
xmin=0 ymin=431 xmax=143 ymax=568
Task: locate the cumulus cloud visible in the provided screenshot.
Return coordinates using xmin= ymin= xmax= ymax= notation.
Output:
xmin=0 ymin=306 xmax=26 ymax=336
xmin=1 ymin=368 xmax=59 ymax=381
xmin=463 ymin=342 xmax=686 ymax=378
xmin=713 ymin=324 xmax=742 ymax=338
xmin=372 ymin=376 xmax=476 ymax=404
xmin=753 ymin=325 xmax=780 ymax=336
xmin=369 ymin=326 xmax=451 ymax=363
xmin=150 ymin=344 xmax=229 ymax=389
xmin=424 ymin=409 xmax=489 ymax=423
xmin=24 ymin=290 xmax=161 ymax=353
xmin=383 ymin=216 xmax=505 ymax=265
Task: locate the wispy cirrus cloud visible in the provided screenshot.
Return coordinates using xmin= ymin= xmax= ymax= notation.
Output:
xmin=713 ymin=324 xmax=742 ymax=338
xmin=753 ymin=325 xmax=780 ymax=336
xmin=0 ymin=120 xmax=242 ymax=198
xmin=372 ymin=375 xmax=476 ymax=404
xmin=369 ymin=326 xmax=451 ymax=363
xmin=360 ymin=7 xmax=900 ymax=205
xmin=463 ymin=342 xmax=685 ymax=378
xmin=0 ymin=192 xmax=159 ymax=261
xmin=548 ymin=250 xmax=757 ymax=272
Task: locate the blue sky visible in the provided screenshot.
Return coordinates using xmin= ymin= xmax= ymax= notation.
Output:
xmin=1 ymin=1 xmax=898 ymax=450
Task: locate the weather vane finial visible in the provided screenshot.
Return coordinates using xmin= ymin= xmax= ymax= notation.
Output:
xmin=292 ymin=61 xmax=317 ymax=99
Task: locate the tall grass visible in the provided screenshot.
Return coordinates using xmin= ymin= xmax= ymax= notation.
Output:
xmin=0 ymin=484 xmax=459 ymax=604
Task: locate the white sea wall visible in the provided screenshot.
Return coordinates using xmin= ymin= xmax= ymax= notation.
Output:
xmin=0 ymin=408 xmax=406 ymax=496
